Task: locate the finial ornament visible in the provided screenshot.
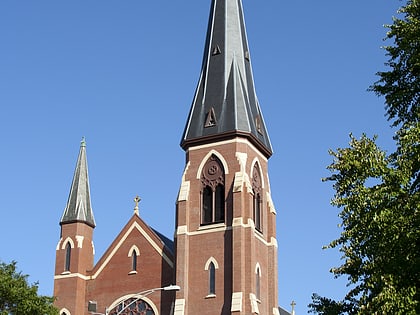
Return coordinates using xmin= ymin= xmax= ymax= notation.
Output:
xmin=134 ymin=195 xmax=141 ymax=215
xmin=291 ymin=300 xmax=296 ymax=315
xmin=81 ymin=137 xmax=86 ymax=147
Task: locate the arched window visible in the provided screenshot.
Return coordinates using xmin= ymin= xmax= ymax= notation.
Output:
xmin=256 ymin=266 xmax=261 ymax=300
xmin=65 ymin=242 xmax=71 ymax=272
xmin=252 ymin=163 xmax=262 ymax=232
xmin=132 ymin=250 xmax=137 ymax=271
xmin=209 ymin=262 xmax=216 ymax=295
xmin=201 ymin=155 xmax=225 ymax=225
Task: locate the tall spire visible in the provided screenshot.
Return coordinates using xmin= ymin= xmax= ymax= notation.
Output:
xmin=60 ymin=137 xmax=95 ymax=227
xmin=181 ymin=0 xmax=272 ymax=157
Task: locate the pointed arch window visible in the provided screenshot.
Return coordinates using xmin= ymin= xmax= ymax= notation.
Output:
xmin=132 ymin=250 xmax=137 ymax=271
xmin=209 ymin=262 xmax=216 ymax=295
xmin=128 ymin=245 xmax=140 ymax=274
xmin=256 ymin=265 xmax=261 ymax=301
xmin=205 ymin=257 xmax=219 ymax=297
xmin=252 ymin=164 xmax=262 ymax=232
xmin=201 ymin=155 xmax=225 ymax=225
xmin=65 ymin=243 xmax=71 ymax=272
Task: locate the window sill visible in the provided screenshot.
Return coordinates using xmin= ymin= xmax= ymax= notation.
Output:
xmin=199 ymin=222 xmax=226 ymax=231
xmin=128 ymin=270 xmax=137 ymax=275
xmin=205 ymin=294 xmax=216 ymax=299
xmin=61 ymin=271 xmax=71 ymax=275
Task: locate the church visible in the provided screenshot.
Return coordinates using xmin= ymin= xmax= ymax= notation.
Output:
xmin=53 ymin=0 xmax=285 ymax=314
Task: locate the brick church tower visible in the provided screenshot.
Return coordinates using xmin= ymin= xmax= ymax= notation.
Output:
xmin=54 ymin=138 xmax=96 ymax=315
xmin=174 ymin=0 xmax=279 ymax=314
xmin=53 ymin=0 xmax=280 ymax=314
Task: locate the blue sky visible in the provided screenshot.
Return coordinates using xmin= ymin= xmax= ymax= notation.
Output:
xmin=0 ymin=1 xmax=400 ymax=313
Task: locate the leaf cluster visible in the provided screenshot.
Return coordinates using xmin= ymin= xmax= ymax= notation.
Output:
xmin=0 ymin=261 xmax=58 ymax=315
xmin=369 ymin=0 xmax=420 ymax=127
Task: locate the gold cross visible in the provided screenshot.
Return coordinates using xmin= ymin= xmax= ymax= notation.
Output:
xmin=291 ymin=300 xmax=296 ymax=314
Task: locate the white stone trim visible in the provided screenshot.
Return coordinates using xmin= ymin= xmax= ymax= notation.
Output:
xmin=196 ymin=149 xmax=229 ymax=179
xmin=128 ymin=245 xmax=140 ymax=257
xmin=176 ymin=225 xmax=188 ymax=235
xmin=59 ymin=307 xmax=71 ymax=315
xmin=187 ymin=138 xmax=268 ymax=163
xmin=250 ymin=293 xmax=260 ymax=314
xmin=174 ymin=299 xmax=185 ymax=315
xmin=266 ymin=191 xmax=276 ymax=214
xmin=231 ymin=292 xmax=243 ymax=312
xmin=273 ymin=307 xmax=280 ymax=315
xmin=250 ymin=157 xmax=265 ymax=189
xmin=204 ymin=257 xmax=219 ymax=270
xmin=54 ymin=272 xmax=90 ymax=280
xmin=91 ymin=222 xmax=173 ymax=278
xmin=177 ymin=162 xmax=190 ymax=202
xmin=234 ymin=152 xmax=252 ymax=193
xmin=255 ymin=262 xmax=262 ymax=275
xmin=61 ymin=237 xmax=75 ymax=249
xmin=75 ymin=235 xmax=84 ymax=248
xmin=107 ymin=294 xmax=158 ymax=315
xmin=56 ymin=238 xmax=62 ymax=251
xmin=55 ymin=221 xmax=173 ymax=281
xmin=176 ymin=218 xmax=277 ymax=247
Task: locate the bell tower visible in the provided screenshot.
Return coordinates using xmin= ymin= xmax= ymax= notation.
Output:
xmin=54 ymin=138 xmax=95 ymax=315
xmin=175 ymin=0 xmax=279 ymax=314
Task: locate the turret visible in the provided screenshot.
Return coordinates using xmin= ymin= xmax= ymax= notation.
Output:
xmin=54 ymin=138 xmax=96 ymax=315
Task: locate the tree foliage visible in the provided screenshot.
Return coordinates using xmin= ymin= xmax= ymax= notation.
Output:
xmin=309 ymin=1 xmax=420 ymax=314
xmin=0 ymin=261 xmax=58 ymax=315
xmin=369 ymin=0 xmax=420 ymax=127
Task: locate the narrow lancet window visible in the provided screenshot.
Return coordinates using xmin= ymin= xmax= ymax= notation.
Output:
xmin=65 ymin=243 xmax=71 ymax=272
xmin=252 ymin=164 xmax=263 ymax=232
xmin=132 ymin=250 xmax=137 ymax=271
xmin=209 ymin=262 xmax=216 ymax=295
xmin=201 ymin=155 xmax=225 ymax=225
xmin=256 ymin=267 xmax=261 ymax=300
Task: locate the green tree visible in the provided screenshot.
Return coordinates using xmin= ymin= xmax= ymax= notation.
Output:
xmin=309 ymin=0 xmax=419 ymax=314
xmin=0 ymin=261 xmax=58 ymax=315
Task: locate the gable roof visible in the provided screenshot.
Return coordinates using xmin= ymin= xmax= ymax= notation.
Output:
xmin=88 ymin=214 xmax=174 ymax=278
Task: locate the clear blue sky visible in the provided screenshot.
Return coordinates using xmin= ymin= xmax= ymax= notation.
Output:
xmin=0 ymin=1 xmax=400 ymax=313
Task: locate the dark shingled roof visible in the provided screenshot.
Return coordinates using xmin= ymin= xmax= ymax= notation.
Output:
xmin=279 ymin=306 xmax=292 ymax=315
xmin=181 ymin=0 xmax=272 ymax=157
xmin=60 ymin=138 xmax=96 ymax=227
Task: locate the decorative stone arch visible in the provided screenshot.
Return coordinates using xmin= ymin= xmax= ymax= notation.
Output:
xmin=200 ymin=154 xmax=226 ymax=225
xmin=196 ymin=149 xmax=229 ymax=179
xmin=250 ymin=158 xmax=265 ymax=189
xmin=128 ymin=245 xmax=140 ymax=274
xmin=107 ymin=294 xmax=159 ymax=315
xmin=204 ymin=257 xmax=219 ymax=297
xmin=59 ymin=307 xmax=71 ymax=315
xmin=128 ymin=245 xmax=140 ymax=257
xmin=61 ymin=237 xmax=75 ymax=249
xmin=204 ymin=257 xmax=219 ymax=270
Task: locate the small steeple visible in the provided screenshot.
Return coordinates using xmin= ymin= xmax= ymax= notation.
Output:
xmin=60 ymin=137 xmax=95 ymax=227
xmin=181 ymin=0 xmax=272 ymax=157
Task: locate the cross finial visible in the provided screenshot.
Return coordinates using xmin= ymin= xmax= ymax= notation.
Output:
xmin=291 ymin=300 xmax=296 ymax=315
xmin=133 ymin=195 xmax=141 ymax=215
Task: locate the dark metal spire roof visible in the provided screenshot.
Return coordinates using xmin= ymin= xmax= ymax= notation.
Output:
xmin=60 ymin=138 xmax=95 ymax=227
xmin=181 ymin=0 xmax=272 ymax=157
